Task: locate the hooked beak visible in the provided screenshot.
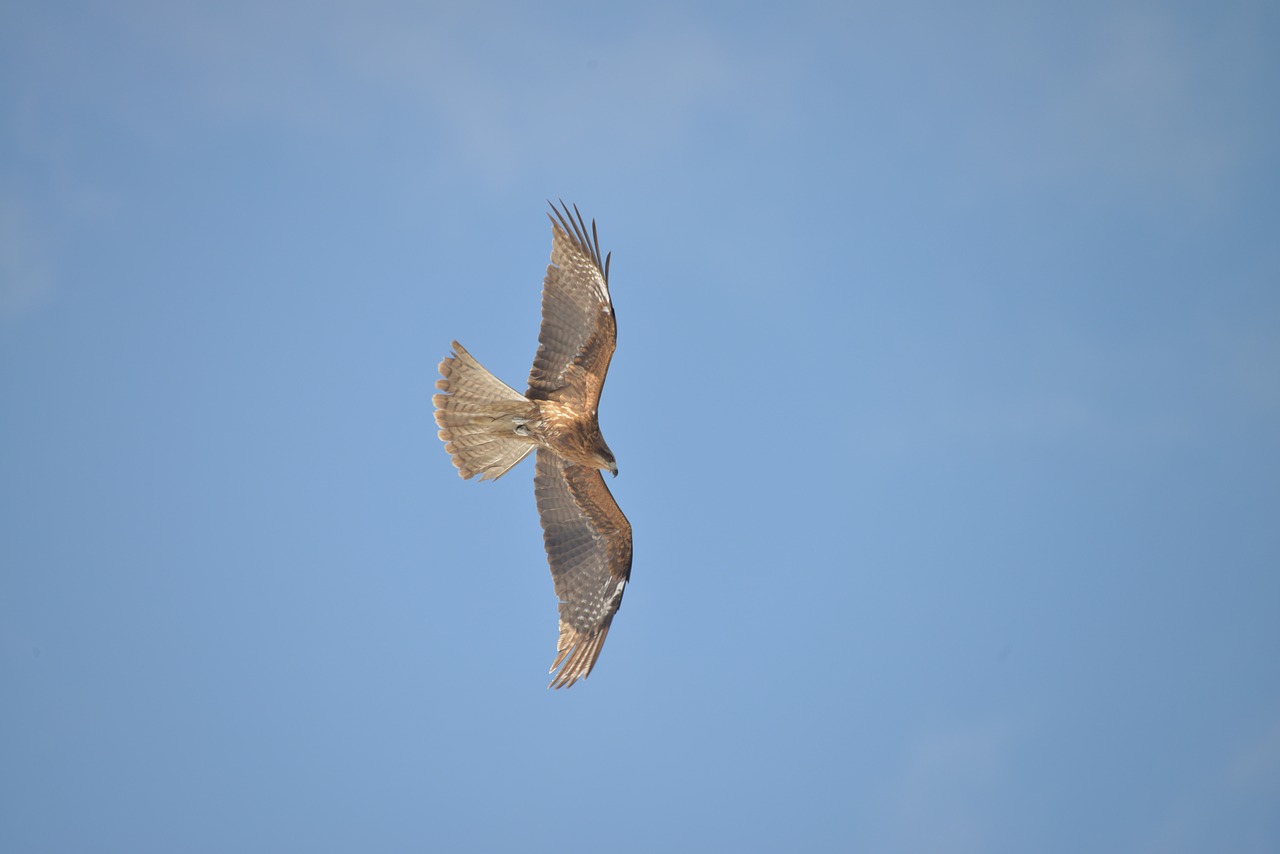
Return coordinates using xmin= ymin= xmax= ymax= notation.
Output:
xmin=609 ymin=463 xmax=618 ymax=478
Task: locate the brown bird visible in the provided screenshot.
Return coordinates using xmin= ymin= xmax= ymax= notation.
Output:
xmin=433 ymin=202 xmax=632 ymax=688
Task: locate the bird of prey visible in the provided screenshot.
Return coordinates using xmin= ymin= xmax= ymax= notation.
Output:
xmin=433 ymin=202 xmax=632 ymax=689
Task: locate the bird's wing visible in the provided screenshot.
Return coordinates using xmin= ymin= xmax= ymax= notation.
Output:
xmin=526 ymin=201 xmax=616 ymax=411
xmin=534 ymin=448 xmax=632 ymax=688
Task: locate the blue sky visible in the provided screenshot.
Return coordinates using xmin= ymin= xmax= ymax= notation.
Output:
xmin=3 ymin=2 xmax=1278 ymax=851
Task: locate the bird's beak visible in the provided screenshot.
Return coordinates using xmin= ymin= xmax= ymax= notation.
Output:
xmin=610 ymin=464 xmax=618 ymax=478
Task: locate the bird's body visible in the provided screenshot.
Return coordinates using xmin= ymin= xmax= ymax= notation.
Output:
xmin=433 ymin=203 xmax=631 ymax=688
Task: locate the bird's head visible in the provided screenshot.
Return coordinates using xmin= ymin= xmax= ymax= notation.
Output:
xmin=593 ymin=439 xmax=618 ymax=478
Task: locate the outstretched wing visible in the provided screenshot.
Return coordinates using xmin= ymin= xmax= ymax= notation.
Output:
xmin=526 ymin=201 xmax=616 ymax=410
xmin=534 ymin=448 xmax=632 ymax=689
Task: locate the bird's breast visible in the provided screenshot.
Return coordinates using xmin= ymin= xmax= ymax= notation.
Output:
xmin=532 ymin=401 xmax=602 ymax=465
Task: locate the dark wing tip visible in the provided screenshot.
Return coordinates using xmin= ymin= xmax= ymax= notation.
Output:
xmin=547 ymin=199 xmax=607 ymax=281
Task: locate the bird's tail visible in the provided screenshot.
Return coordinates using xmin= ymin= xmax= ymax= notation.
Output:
xmin=433 ymin=341 xmax=538 ymax=481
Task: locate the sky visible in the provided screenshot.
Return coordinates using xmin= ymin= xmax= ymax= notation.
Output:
xmin=2 ymin=1 xmax=1278 ymax=852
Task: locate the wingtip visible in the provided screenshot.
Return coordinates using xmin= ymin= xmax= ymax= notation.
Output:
xmin=544 ymin=199 xmax=607 ymax=280
xmin=546 ymin=199 xmax=570 ymax=237
xmin=546 ymin=623 xmax=611 ymax=689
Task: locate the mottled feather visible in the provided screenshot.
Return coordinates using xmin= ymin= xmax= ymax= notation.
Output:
xmin=534 ymin=449 xmax=632 ymax=688
xmin=526 ymin=201 xmax=616 ymax=410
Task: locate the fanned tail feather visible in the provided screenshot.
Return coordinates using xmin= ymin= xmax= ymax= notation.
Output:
xmin=433 ymin=341 xmax=537 ymax=481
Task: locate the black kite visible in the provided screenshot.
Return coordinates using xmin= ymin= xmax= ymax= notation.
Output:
xmin=433 ymin=202 xmax=632 ymax=688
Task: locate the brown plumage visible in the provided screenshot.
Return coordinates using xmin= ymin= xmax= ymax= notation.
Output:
xmin=433 ymin=202 xmax=632 ymax=688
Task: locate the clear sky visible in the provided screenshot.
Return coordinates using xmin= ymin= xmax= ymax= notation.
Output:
xmin=3 ymin=2 xmax=1278 ymax=852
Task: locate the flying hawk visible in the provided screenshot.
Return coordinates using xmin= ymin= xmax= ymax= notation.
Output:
xmin=433 ymin=202 xmax=632 ymax=689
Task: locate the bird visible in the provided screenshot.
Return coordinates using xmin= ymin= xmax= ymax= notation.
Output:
xmin=432 ymin=202 xmax=632 ymax=689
